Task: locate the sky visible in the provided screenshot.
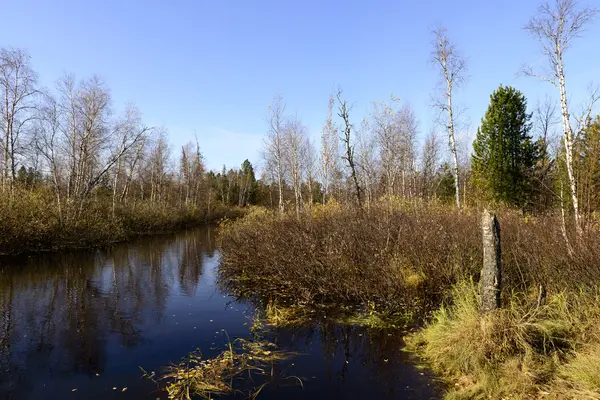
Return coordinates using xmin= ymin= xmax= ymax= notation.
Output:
xmin=1 ymin=0 xmax=599 ymax=172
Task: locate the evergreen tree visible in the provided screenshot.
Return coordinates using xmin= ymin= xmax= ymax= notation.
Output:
xmin=436 ymin=162 xmax=456 ymax=204
xmin=472 ymin=85 xmax=539 ymax=207
xmin=575 ymin=116 xmax=600 ymax=219
xmin=239 ymin=159 xmax=257 ymax=205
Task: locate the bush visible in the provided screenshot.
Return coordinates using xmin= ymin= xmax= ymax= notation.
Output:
xmin=218 ymin=202 xmax=600 ymax=317
xmin=0 ymin=188 xmax=245 ymax=255
xmin=218 ymin=203 xmax=482 ymax=320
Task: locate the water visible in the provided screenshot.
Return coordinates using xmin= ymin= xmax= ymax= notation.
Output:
xmin=0 ymin=227 xmax=440 ymax=399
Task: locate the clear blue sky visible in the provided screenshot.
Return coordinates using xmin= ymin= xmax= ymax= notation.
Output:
xmin=1 ymin=0 xmax=599 ymax=172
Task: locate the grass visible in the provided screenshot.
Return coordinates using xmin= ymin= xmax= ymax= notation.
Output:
xmin=149 ymin=333 xmax=296 ymax=400
xmin=260 ymin=299 xmax=408 ymax=329
xmin=408 ymin=279 xmax=600 ymax=399
xmin=559 ymin=345 xmax=600 ymax=395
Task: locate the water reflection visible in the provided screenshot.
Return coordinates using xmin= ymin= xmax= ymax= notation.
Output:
xmin=252 ymin=322 xmax=440 ymax=399
xmin=0 ymin=228 xmax=216 ymax=399
xmin=0 ymin=227 xmax=439 ymax=400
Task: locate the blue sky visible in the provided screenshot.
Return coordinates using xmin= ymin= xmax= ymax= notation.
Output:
xmin=1 ymin=0 xmax=599 ymax=172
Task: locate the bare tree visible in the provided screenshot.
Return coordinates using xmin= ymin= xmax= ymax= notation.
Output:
xmin=422 ymin=129 xmax=441 ymax=200
xmin=371 ymin=97 xmax=418 ymax=199
xmin=535 ymin=95 xmax=560 ymax=160
xmin=524 ymin=0 xmax=599 ymax=236
xmin=304 ymin=137 xmax=317 ymax=207
xmin=336 ymin=90 xmax=362 ymax=208
xmin=263 ymin=95 xmax=286 ymax=213
xmin=34 ymin=93 xmax=63 ymax=218
xmin=320 ymin=95 xmax=338 ymax=203
xmin=145 ymin=129 xmax=171 ymax=205
xmin=372 ymin=98 xmax=402 ymax=197
xmin=283 ymin=116 xmax=307 ymax=216
xmin=57 ymin=74 xmax=112 ymax=203
xmin=431 ymin=26 xmax=466 ymax=209
xmin=119 ymin=133 xmax=147 ymax=204
xmin=356 ymin=118 xmax=378 ymax=209
xmin=398 ymin=104 xmax=418 ymax=198
xmin=111 ymin=105 xmax=150 ymax=216
xmin=0 ymin=48 xmax=38 ymax=194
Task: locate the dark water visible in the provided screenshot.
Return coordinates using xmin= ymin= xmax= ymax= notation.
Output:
xmin=0 ymin=227 xmax=440 ymax=399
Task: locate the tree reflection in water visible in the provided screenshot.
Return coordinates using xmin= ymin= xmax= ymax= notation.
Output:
xmin=0 ymin=228 xmax=214 ymax=399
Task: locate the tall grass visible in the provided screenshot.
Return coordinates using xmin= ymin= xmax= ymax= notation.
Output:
xmin=411 ymin=279 xmax=600 ymax=399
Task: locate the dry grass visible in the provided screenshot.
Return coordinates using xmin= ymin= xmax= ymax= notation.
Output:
xmin=410 ymin=279 xmax=600 ymax=399
xmin=152 ymin=335 xmax=295 ymax=400
xmin=218 ymin=202 xmax=481 ymax=320
xmin=558 ymin=345 xmax=600 ymax=395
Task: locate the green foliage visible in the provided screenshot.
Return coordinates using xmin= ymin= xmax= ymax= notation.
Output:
xmin=575 ymin=116 xmax=600 ymax=219
xmin=437 ymin=162 xmax=457 ymax=204
xmin=16 ymin=166 xmax=41 ymax=189
xmin=209 ymin=160 xmax=258 ymax=207
xmin=472 ymin=85 xmax=539 ymax=208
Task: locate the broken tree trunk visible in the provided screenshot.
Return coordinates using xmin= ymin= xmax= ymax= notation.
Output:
xmin=481 ymin=210 xmax=502 ymax=313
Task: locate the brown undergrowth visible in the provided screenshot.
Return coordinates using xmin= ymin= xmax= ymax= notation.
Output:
xmin=0 ymin=187 xmax=244 ymax=255
xmin=216 ymin=200 xmax=600 ymax=398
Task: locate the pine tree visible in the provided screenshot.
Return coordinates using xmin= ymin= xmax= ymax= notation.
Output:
xmin=472 ymin=85 xmax=539 ymax=207
xmin=575 ymin=116 xmax=600 ymax=220
xmin=436 ymin=162 xmax=456 ymax=204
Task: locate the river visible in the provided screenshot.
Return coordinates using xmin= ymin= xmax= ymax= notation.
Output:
xmin=0 ymin=226 xmax=440 ymax=399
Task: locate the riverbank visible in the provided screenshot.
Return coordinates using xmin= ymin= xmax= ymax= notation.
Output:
xmin=0 ymin=188 xmax=245 ymax=255
xmin=217 ymin=202 xmax=600 ymax=399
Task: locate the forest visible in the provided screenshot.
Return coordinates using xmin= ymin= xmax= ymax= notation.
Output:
xmin=3 ymin=3 xmax=600 ymax=253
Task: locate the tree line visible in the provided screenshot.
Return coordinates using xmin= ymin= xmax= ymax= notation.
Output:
xmin=1 ymin=0 xmax=598 ymax=240
xmin=0 ymin=46 xmax=271 ymax=224
xmin=258 ymin=0 xmax=600 ymax=235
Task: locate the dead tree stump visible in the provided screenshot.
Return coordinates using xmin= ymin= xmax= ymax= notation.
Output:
xmin=481 ymin=210 xmax=502 ymax=313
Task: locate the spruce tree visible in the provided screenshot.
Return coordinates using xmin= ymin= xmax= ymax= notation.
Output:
xmin=472 ymin=85 xmax=539 ymax=207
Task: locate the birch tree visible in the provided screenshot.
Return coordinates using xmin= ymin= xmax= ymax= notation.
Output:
xmin=111 ymin=105 xmax=150 ymax=216
xmin=264 ymin=95 xmax=286 ymax=212
xmin=0 ymin=48 xmax=38 ymax=194
xmin=524 ymin=0 xmax=598 ymax=236
xmin=320 ymin=95 xmax=338 ymax=203
xmin=304 ymin=138 xmax=317 ymax=207
xmin=34 ymin=93 xmax=63 ymax=217
xmin=283 ymin=117 xmax=307 ymax=216
xmin=372 ymin=98 xmax=402 ymax=197
xmin=398 ymin=104 xmax=418 ymax=198
xmin=422 ymin=130 xmax=441 ymax=200
xmin=431 ymin=26 xmax=466 ymax=209
xmin=356 ymin=118 xmax=378 ymax=209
